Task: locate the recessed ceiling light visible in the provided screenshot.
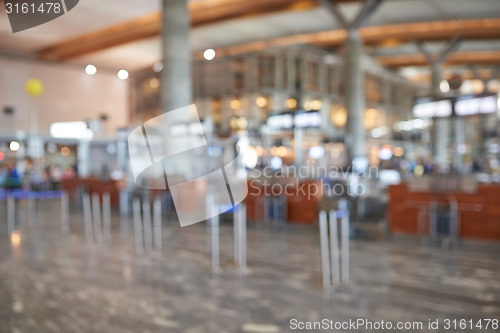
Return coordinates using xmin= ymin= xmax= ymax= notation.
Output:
xmin=117 ymin=69 xmax=129 ymax=80
xmin=203 ymin=49 xmax=216 ymax=61
xmin=9 ymin=141 xmax=20 ymax=152
xmin=153 ymin=61 xmax=164 ymax=72
xmin=85 ymin=64 xmax=97 ymax=75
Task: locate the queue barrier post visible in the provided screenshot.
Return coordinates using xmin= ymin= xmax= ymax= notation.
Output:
xmin=234 ymin=203 xmax=247 ymax=269
xmin=61 ymin=191 xmax=70 ymax=235
xmin=318 ymin=199 xmax=350 ymax=289
xmin=7 ymin=195 xmax=15 ymax=237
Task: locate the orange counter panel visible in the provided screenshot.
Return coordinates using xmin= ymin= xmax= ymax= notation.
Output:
xmin=388 ymin=183 xmax=500 ymax=241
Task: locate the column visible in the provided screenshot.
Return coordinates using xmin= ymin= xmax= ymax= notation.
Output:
xmin=430 ymin=62 xmax=450 ymax=173
xmin=161 ymin=0 xmax=191 ymax=112
xmin=78 ymin=140 xmax=90 ymax=178
xmin=345 ymin=31 xmax=367 ymax=169
xmin=159 ymin=0 xmax=193 ymax=175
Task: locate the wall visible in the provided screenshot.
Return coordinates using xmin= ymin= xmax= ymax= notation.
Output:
xmin=0 ymin=56 xmax=128 ymax=137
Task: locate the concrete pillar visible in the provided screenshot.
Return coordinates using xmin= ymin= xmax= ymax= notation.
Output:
xmin=78 ymin=140 xmax=90 ymax=178
xmin=161 ymin=0 xmax=191 ymax=112
xmin=320 ymin=98 xmax=333 ymax=134
xmin=158 ymin=0 xmax=194 ymax=176
xmin=344 ymin=31 xmax=367 ymax=167
xmin=272 ymin=91 xmax=285 ymax=112
xmin=430 ymin=62 xmax=450 ymax=173
xmin=294 ymin=128 xmax=304 ymax=169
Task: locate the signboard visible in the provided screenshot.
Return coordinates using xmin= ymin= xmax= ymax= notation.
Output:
xmin=412 ymin=98 xmax=452 ymax=118
xmin=267 ymin=110 xmax=320 ymax=130
xmin=412 ymin=93 xmax=498 ymax=118
xmin=294 ymin=111 xmax=321 ymax=128
xmin=267 ymin=113 xmax=294 ymax=129
xmin=455 ymin=94 xmax=498 ymax=116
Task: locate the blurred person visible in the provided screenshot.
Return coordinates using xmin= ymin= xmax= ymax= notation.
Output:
xmin=50 ymin=165 xmax=63 ymax=190
xmin=62 ymin=166 xmax=76 ymax=180
xmin=4 ymin=162 xmax=22 ymax=190
xmin=0 ymin=164 xmax=7 ymax=188
xmin=31 ymin=167 xmax=48 ymax=191
xmin=472 ymin=158 xmax=483 ymax=173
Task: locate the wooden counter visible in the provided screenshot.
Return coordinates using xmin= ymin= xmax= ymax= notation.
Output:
xmin=245 ymin=179 xmax=323 ymax=224
xmin=62 ymin=177 xmax=123 ymax=206
xmin=388 ymin=183 xmax=500 ymax=241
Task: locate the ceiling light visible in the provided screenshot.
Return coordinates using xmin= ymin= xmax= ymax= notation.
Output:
xmin=230 ymin=99 xmax=241 ymax=110
xmin=270 ymin=156 xmax=283 ymax=170
xmin=311 ymin=100 xmax=323 ymax=110
xmin=285 ymin=98 xmax=297 ymax=109
xmin=204 ymin=49 xmax=216 ymax=61
xmin=149 ymin=78 xmax=159 ymax=89
xmin=153 ymin=61 xmax=164 ymax=72
xmin=309 ymin=146 xmax=325 ymax=159
xmin=9 ymin=141 xmax=20 ymax=152
xmin=117 ymin=69 xmax=129 ymax=80
xmin=393 ymin=147 xmax=404 ymax=157
xmin=243 ymin=149 xmax=259 ymax=169
xmin=85 ymin=64 xmax=97 ymax=75
xmin=61 ymin=147 xmax=71 ymax=157
xmin=256 ymin=96 xmax=267 ymax=108
xmin=440 ymin=80 xmax=450 ymax=93
xmin=378 ymin=147 xmax=393 ymax=160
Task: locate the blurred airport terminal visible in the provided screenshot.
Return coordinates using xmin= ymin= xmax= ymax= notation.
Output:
xmin=0 ymin=0 xmax=500 ymax=332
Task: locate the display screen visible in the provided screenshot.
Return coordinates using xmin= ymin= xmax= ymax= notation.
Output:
xmin=455 ymin=94 xmax=498 ymax=116
xmin=266 ymin=113 xmax=294 ymax=129
xmin=413 ymin=93 xmax=498 ymax=118
xmin=294 ymin=111 xmax=321 ymax=128
xmin=267 ymin=111 xmax=320 ymax=129
xmin=412 ymin=98 xmax=452 ymax=118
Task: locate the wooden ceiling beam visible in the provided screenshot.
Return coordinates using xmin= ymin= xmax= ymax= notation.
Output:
xmin=199 ymin=18 xmax=500 ymax=59
xmin=404 ymin=68 xmax=500 ymax=84
xmin=377 ymin=50 xmax=500 ymax=68
xmin=360 ymin=18 xmax=500 ymax=45
xmin=39 ymin=1 xmax=500 ymax=63
xmin=39 ymin=0 xmax=321 ymax=61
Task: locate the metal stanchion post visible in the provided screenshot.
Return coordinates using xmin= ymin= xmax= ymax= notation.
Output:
xmin=82 ymin=193 xmax=93 ymax=243
xmin=132 ymin=198 xmax=143 ymax=253
xmin=27 ymin=194 xmax=35 ymax=226
xmin=430 ymin=201 xmax=437 ymax=244
xmin=234 ymin=205 xmax=240 ymax=266
xmin=153 ymin=197 xmax=162 ymax=251
xmin=328 ymin=210 xmax=341 ymax=286
xmin=142 ymin=199 xmax=153 ymax=252
xmin=211 ymin=201 xmax=220 ymax=272
xmin=340 ymin=201 xmax=350 ymax=284
xmin=91 ymin=193 xmax=102 ymax=241
xmin=61 ymin=191 xmax=69 ymax=234
xmin=7 ymin=195 xmax=15 ymax=237
xmin=234 ymin=204 xmax=247 ymax=268
xmin=103 ymin=192 xmax=111 ymax=242
xmin=319 ymin=210 xmax=331 ymax=289
xmin=239 ymin=204 xmax=247 ymax=268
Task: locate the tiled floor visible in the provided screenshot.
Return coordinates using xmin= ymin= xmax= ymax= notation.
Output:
xmin=0 ymin=199 xmax=499 ymax=332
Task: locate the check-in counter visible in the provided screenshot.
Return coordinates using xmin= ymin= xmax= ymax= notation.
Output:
xmin=62 ymin=177 xmax=123 ymax=206
xmin=388 ymin=179 xmax=500 ymax=241
xmin=245 ymin=178 xmax=323 ymax=224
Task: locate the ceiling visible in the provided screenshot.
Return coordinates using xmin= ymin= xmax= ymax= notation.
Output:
xmin=0 ymin=0 xmax=499 ymax=81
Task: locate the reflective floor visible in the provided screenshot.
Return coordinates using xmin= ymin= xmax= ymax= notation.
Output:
xmin=0 ymin=199 xmax=499 ymax=332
